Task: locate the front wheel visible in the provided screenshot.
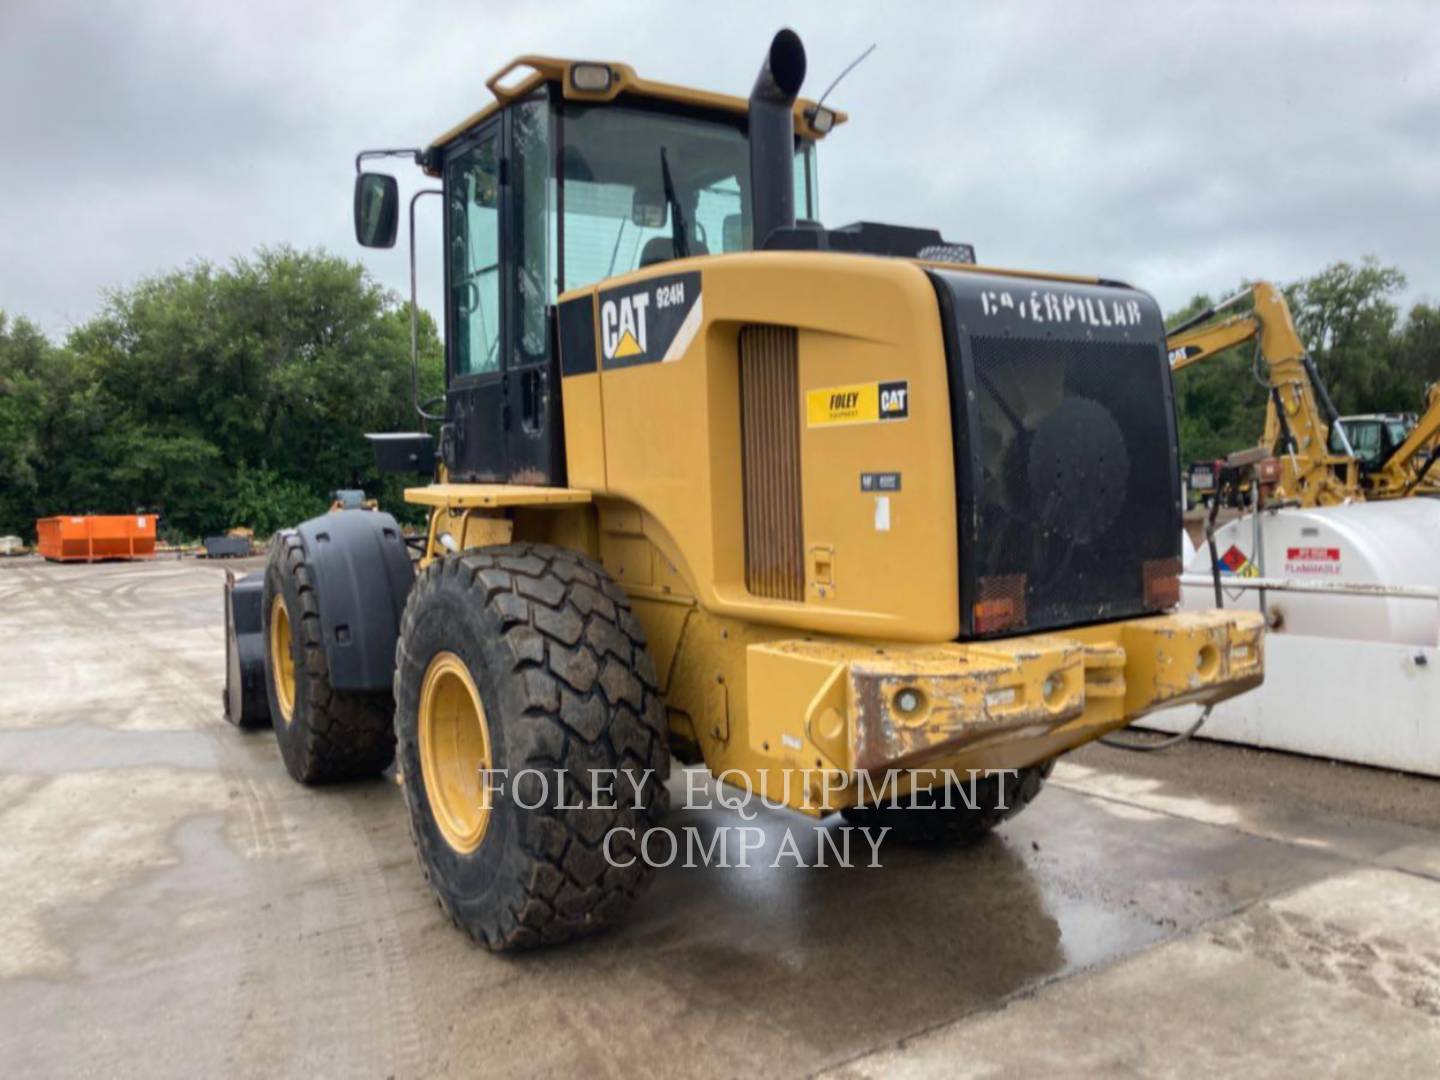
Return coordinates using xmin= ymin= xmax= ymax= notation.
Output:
xmin=394 ymin=544 xmax=670 ymax=951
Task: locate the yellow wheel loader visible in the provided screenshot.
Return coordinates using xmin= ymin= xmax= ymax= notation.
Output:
xmin=223 ymin=30 xmax=1264 ymax=950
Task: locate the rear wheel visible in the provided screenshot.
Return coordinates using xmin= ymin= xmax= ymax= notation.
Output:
xmin=262 ymin=531 xmax=396 ymax=783
xmin=841 ymin=761 xmax=1053 ymax=844
xmin=394 ymin=544 xmax=670 ymax=951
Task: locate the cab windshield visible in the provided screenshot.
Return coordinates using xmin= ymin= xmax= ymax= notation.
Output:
xmin=445 ymin=96 xmax=818 ymax=380
xmin=556 ymin=102 xmax=816 ymax=290
xmin=1330 ymin=418 xmax=1412 ymax=466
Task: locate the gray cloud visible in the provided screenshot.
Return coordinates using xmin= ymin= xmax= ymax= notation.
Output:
xmin=2 ymin=0 xmax=1436 ymax=339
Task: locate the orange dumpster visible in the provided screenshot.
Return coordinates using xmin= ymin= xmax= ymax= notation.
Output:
xmin=36 ymin=515 xmax=158 ymax=563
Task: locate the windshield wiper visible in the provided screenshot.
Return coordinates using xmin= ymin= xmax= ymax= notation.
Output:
xmin=659 ymin=146 xmax=691 ymax=260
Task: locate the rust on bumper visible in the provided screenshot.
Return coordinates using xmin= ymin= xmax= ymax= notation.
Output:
xmin=744 ymin=608 xmax=1265 ymax=778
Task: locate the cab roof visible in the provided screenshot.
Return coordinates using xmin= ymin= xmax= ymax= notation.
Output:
xmin=426 ymin=54 xmax=846 ymax=162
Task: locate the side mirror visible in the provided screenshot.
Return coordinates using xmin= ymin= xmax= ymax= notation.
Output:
xmin=631 ymin=187 xmax=666 ymax=229
xmin=354 ymin=172 xmax=399 ymax=248
xmin=722 ymin=213 xmax=744 ymax=252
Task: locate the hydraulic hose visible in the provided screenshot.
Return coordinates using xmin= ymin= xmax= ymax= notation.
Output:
xmin=1098 ymin=704 xmax=1214 ymax=752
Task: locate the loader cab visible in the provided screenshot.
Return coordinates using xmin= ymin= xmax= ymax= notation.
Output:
xmin=359 ymin=66 xmax=823 ymax=486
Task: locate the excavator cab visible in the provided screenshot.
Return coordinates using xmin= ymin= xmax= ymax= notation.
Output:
xmin=1330 ymin=414 xmax=1414 ymax=472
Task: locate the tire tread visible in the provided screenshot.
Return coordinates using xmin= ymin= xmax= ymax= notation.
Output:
xmin=395 ymin=543 xmax=669 ymax=951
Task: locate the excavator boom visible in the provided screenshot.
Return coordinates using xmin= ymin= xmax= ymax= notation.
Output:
xmin=1168 ymin=281 xmax=1358 ymax=507
xmin=1167 ymin=312 xmax=1262 ymax=372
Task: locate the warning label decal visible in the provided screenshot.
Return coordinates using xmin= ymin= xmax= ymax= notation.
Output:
xmin=1284 ymin=546 xmax=1342 ymax=576
xmin=1217 ymin=544 xmax=1259 ymax=578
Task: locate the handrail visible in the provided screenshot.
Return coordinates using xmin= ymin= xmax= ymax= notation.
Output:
xmin=1181 ymin=574 xmax=1439 ymax=602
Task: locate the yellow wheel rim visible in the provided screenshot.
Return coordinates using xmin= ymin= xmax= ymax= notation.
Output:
xmin=269 ymin=594 xmax=296 ymax=725
xmin=418 ymin=651 xmax=493 ymax=854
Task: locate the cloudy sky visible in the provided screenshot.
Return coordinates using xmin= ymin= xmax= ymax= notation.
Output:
xmin=2 ymin=0 xmax=1437 ymax=339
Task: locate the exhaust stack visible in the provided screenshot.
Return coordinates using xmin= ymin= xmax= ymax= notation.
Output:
xmin=748 ymin=29 xmax=807 ymax=249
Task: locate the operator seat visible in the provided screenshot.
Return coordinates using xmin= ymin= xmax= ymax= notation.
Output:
xmin=639 ymin=236 xmax=708 ymax=268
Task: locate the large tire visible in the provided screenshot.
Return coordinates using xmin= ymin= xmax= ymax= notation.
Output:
xmin=841 ymin=760 xmax=1053 ymax=844
xmin=394 ymin=544 xmax=670 ymax=951
xmin=261 ymin=530 xmax=397 ymax=783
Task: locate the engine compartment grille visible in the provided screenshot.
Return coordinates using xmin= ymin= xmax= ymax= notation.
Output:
xmin=930 ymin=269 xmax=1181 ymax=638
xmin=739 ymin=325 xmax=804 ymax=601
xmin=965 ymin=334 xmax=1178 ymax=634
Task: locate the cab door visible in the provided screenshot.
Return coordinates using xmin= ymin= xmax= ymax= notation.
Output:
xmin=442 ymin=102 xmax=565 ymax=485
xmin=443 ymin=122 xmax=508 ymax=481
xmin=499 ymin=98 xmax=565 ymax=486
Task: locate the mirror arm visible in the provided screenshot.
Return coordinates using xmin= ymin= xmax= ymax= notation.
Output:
xmin=356 ymin=147 xmax=423 ymax=175
xmin=409 ymin=189 xmax=445 ymax=424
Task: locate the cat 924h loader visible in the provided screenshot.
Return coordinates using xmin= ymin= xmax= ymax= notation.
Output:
xmin=223 ymin=30 xmax=1265 ymax=950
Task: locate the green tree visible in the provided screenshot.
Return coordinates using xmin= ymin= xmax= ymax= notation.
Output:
xmin=1283 ymin=258 xmax=1407 ymax=413
xmin=0 ymin=246 xmax=442 ymax=541
xmin=0 ymin=313 xmax=50 ymax=534
xmin=1168 ymin=291 xmax=1270 ymax=464
xmin=1393 ymin=302 xmax=1440 ymax=396
xmin=221 ymin=463 xmax=327 ymax=538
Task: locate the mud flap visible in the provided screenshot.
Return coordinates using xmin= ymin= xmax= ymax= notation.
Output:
xmin=294 ymin=510 xmax=414 ymax=692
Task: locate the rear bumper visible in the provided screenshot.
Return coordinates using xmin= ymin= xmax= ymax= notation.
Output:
xmin=745 ymin=608 xmax=1264 ymax=785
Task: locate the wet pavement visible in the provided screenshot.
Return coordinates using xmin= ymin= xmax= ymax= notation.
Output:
xmin=1 ymin=556 xmax=1437 ymax=1077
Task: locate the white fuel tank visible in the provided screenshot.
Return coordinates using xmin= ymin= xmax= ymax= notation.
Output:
xmin=1181 ymin=499 xmax=1440 ymax=647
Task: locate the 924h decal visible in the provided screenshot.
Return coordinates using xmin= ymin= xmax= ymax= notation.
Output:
xmin=598 ymin=271 xmax=702 ymax=370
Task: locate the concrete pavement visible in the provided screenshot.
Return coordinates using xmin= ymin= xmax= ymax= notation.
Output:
xmin=1 ymin=556 xmax=1436 ymax=1077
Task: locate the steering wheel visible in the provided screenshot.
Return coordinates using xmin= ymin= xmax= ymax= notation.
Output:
xmin=455 ymin=263 xmax=499 ymax=316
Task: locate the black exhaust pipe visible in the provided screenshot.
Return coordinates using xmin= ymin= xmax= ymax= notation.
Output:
xmin=749 ymin=29 xmax=807 ymax=249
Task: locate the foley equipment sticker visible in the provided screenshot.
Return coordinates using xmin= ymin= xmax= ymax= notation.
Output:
xmin=807 ymin=380 xmax=909 ymax=427
xmin=598 ymin=271 xmax=701 ymax=370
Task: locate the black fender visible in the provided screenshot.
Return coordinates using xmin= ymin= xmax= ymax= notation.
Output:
xmin=294 ymin=510 xmax=414 ymax=692
xmin=224 ymin=570 xmax=271 ymax=727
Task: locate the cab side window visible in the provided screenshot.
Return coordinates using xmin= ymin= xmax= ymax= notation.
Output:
xmin=447 ymin=134 xmax=502 ymax=377
xmin=511 ymin=99 xmax=552 ymax=365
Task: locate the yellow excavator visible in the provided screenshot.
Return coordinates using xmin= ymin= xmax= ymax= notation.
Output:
xmin=1169 ymin=281 xmax=1440 ymax=506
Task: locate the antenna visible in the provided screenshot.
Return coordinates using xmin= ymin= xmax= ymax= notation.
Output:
xmin=815 ymin=43 xmax=876 ymax=111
